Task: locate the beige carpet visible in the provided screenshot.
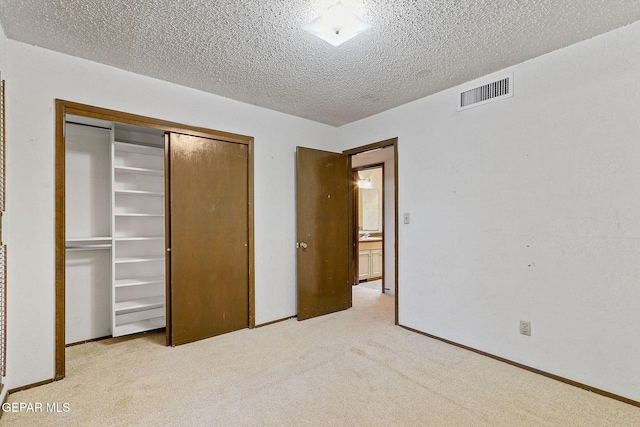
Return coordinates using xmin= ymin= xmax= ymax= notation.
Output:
xmin=357 ymin=279 xmax=383 ymax=291
xmin=3 ymin=287 xmax=639 ymax=426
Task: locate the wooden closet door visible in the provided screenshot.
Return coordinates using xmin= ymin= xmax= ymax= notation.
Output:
xmin=167 ymin=133 xmax=249 ymax=346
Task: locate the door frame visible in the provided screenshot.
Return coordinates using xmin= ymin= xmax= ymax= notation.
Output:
xmin=54 ymin=99 xmax=255 ymax=380
xmin=343 ymin=138 xmax=398 ymax=325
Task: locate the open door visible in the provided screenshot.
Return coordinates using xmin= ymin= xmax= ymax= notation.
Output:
xmin=168 ymin=133 xmax=249 ymax=345
xmin=296 ymin=147 xmax=352 ymax=321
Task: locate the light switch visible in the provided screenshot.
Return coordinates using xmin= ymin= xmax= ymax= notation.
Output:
xmin=403 ymin=212 xmax=410 ymax=224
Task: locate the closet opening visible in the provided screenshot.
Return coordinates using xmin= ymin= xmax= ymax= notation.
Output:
xmin=55 ymin=100 xmax=255 ymax=380
xmin=65 ymin=117 xmax=166 ymax=346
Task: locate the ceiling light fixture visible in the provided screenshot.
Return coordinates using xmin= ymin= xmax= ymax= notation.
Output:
xmin=357 ymin=172 xmax=373 ymax=188
xmin=304 ymin=2 xmax=370 ymax=46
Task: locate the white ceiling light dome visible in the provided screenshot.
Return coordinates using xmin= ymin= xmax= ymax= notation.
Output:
xmin=304 ymin=2 xmax=371 ymax=46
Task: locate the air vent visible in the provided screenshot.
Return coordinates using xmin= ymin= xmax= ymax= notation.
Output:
xmin=458 ymin=73 xmax=513 ymax=111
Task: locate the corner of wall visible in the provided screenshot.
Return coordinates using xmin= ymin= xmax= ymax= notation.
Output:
xmin=0 ymin=383 xmax=7 ymax=416
xmin=0 ymin=21 xmax=7 ymax=72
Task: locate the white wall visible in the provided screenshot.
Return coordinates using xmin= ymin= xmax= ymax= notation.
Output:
xmin=338 ymin=21 xmax=640 ymax=401
xmin=4 ymin=40 xmax=339 ymax=389
xmin=0 ymin=21 xmax=6 ymax=72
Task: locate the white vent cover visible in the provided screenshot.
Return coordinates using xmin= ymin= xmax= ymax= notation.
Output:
xmin=458 ymin=73 xmax=513 ymax=111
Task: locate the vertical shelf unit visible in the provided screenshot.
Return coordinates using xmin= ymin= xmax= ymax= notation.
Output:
xmin=111 ymin=128 xmax=166 ymax=337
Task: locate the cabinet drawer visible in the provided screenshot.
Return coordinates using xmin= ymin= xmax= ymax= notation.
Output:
xmin=358 ymin=240 xmax=382 ymax=251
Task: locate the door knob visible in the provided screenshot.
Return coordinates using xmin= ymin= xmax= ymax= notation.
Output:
xmin=298 ymin=242 xmax=308 ymax=249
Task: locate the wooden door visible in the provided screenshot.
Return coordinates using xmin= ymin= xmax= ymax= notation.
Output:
xmin=296 ymin=147 xmax=352 ymax=321
xmin=167 ymin=133 xmax=249 ymax=345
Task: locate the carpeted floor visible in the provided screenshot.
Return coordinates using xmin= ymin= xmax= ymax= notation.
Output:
xmin=357 ymin=279 xmax=382 ymax=291
xmin=2 ymin=286 xmax=639 ymax=426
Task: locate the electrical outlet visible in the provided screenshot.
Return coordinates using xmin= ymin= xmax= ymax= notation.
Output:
xmin=403 ymin=212 xmax=410 ymax=224
xmin=519 ymin=320 xmax=531 ymax=336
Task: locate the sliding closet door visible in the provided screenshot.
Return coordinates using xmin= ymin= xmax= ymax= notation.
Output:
xmin=167 ymin=133 xmax=249 ymax=346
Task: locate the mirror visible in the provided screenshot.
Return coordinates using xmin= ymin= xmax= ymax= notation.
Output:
xmin=360 ymin=189 xmax=379 ymax=231
xmin=357 ymin=166 xmax=382 ymax=232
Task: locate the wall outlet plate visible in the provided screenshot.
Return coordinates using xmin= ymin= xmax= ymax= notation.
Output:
xmin=520 ymin=320 xmax=531 ymax=336
xmin=403 ymin=212 xmax=410 ymax=224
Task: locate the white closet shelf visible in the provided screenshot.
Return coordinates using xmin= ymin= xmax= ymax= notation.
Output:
xmin=115 ymin=256 xmax=164 ymax=264
xmin=115 ymin=296 xmax=164 ymax=314
xmin=113 ymin=317 xmax=165 ymax=336
xmin=66 ymin=244 xmax=112 ymax=251
xmin=114 ymin=166 xmax=163 ymax=176
xmin=114 ymin=189 xmax=164 ymax=197
xmin=114 ymin=213 xmax=165 ymax=217
xmin=114 ymin=234 xmax=163 ymax=240
xmin=115 ymin=236 xmax=164 ymax=241
xmin=115 ymin=276 xmax=165 ymax=288
xmin=114 ymin=141 xmax=164 ymax=156
xmin=112 ymin=135 xmax=166 ymax=337
xmin=66 ymin=237 xmax=111 ymax=242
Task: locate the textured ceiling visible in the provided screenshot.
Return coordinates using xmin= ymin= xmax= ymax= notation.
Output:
xmin=2 ymin=1 xmax=640 ymax=126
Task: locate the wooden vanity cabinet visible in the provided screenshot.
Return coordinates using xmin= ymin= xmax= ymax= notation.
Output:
xmin=358 ymin=240 xmax=383 ymax=281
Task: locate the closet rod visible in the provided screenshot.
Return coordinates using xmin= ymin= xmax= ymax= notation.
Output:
xmin=66 ymin=121 xmax=112 ymax=131
xmin=65 ymin=244 xmax=112 ymax=251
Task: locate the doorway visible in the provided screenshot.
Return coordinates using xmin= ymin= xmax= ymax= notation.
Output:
xmin=55 ymin=100 xmax=255 ymax=380
xmin=345 ymin=138 xmax=398 ymax=324
xmin=294 ymin=140 xmax=398 ymax=324
xmin=354 ymin=164 xmax=384 ymax=292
